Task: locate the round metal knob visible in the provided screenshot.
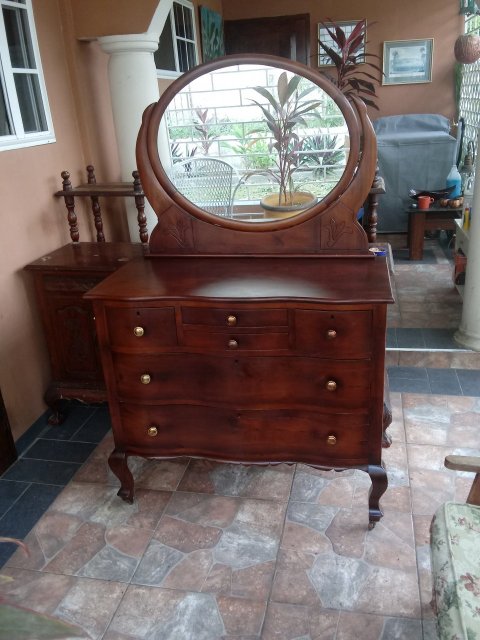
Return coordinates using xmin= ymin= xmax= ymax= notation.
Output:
xmin=147 ymin=426 xmax=158 ymax=437
xmin=327 ymin=435 xmax=337 ymax=446
xmin=326 ymin=380 xmax=337 ymax=392
xmin=326 ymin=329 xmax=337 ymax=339
xmin=140 ymin=373 xmax=151 ymax=385
xmin=228 ymin=339 xmax=238 ymax=349
xmin=134 ymin=326 xmax=145 ymax=337
xmin=226 ymin=315 xmax=237 ymax=327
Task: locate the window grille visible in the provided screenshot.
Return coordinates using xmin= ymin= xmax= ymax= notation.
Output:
xmin=459 ymin=15 xmax=480 ymax=155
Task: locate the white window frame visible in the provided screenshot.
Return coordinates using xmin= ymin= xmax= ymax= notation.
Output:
xmin=0 ymin=0 xmax=55 ymax=151
xmin=155 ymin=0 xmax=199 ymax=80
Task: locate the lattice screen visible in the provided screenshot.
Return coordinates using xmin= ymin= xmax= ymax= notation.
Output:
xmin=459 ymin=15 xmax=480 ymax=154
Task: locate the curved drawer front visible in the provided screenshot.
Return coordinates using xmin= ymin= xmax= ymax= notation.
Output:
xmin=106 ymin=306 xmax=177 ymax=349
xmin=112 ymin=354 xmax=371 ymax=410
xmin=295 ymin=309 xmax=372 ymax=358
xmin=181 ymin=307 xmax=288 ymax=328
xmin=182 ymin=329 xmax=289 ymax=351
xmin=118 ymin=403 xmax=370 ymax=465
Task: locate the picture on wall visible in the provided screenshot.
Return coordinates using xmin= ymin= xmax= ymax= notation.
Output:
xmin=200 ymin=6 xmax=225 ymax=62
xmin=383 ymin=39 xmax=433 ymax=85
xmin=318 ymin=20 xmax=366 ymax=66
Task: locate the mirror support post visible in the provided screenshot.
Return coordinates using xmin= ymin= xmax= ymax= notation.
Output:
xmin=99 ymin=33 xmax=160 ymax=240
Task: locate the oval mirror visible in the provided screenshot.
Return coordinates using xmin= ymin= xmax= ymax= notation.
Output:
xmin=158 ymin=62 xmax=351 ymax=224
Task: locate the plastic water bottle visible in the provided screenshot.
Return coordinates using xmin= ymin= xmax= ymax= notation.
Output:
xmin=446 ymin=164 xmax=462 ymax=198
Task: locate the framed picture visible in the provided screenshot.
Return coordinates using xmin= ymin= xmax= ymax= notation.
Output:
xmin=318 ymin=20 xmax=366 ymax=66
xmin=383 ymin=39 xmax=433 ymax=85
xmin=199 ymin=6 xmax=225 ymax=62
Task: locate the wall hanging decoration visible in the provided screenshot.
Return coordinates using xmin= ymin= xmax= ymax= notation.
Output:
xmin=454 ymin=33 xmax=480 ymax=63
xmin=383 ymin=39 xmax=433 ymax=85
xmin=199 ymin=6 xmax=225 ymax=62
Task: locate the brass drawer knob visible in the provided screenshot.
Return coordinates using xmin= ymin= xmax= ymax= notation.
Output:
xmin=326 ymin=380 xmax=337 ymax=392
xmin=134 ymin=326 xmax=145 ymax=337
xmin=326 ymin=329 xmax=337 ymax=339
xmin=228 ymin=339 xmax=238 ymax=349
xmin=140 ymin=373 xmax=151 ymax=385
xmin=147 ymin=426 xmax=158 ymax=437
xmin=327 ymin=435 xmax=337 ymax=446
xmin=227 ymin=315 xmax=237 ymax=327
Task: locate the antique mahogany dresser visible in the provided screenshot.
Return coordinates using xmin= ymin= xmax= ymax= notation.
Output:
xmin=86 ymin=55 xmax=394 ymax=528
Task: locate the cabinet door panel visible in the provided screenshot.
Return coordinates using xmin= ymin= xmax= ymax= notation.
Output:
xmin=47 ymin=296 xmax=101 ymax=380
xmin=113 ymin=354 xmax=371 ymax=410
xmin=118 ymin=404 xmax=370 ymax=464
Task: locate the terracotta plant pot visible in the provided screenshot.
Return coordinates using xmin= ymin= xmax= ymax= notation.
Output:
xmin=260 ymin=191 xmax=317 ymax=218
xmin=454 ymin=34 xmax=480 ymax=64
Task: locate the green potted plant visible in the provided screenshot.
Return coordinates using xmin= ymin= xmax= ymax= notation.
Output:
xmin=250 ymin=71 xmax=322 ymax=216
xmin=317 ymin=18 xmax=382 ymax=110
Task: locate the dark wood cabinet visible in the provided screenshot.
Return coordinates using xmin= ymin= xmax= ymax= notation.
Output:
xmin=85 ymin=55 xmax=394 ymax=528
xmin=25 ymin=242 xmax=145 ymax=423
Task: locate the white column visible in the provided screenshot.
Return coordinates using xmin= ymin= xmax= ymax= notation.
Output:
xmin=455 ymin=131 xmax=480 ymax=351
xmin=98 ymin=33 xmax=162 ymax=240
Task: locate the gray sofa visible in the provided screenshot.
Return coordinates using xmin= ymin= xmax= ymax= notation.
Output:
xmin=373 ymin=114 xmax=457 ymax=232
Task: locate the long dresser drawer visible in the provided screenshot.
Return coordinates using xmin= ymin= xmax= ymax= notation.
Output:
xmin=181 ymin=306 xmax=288 ymax=328
xmin=112 ymin=353 xmax=371 ymax=410
xmin=117 ymin=403 xmax=370 ymax=465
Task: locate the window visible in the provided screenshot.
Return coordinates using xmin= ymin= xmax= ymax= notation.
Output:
xmin=0 ymin=0 xmax=54 ymax=150
xmin=155 ymin=0 xmax=198 ymax=78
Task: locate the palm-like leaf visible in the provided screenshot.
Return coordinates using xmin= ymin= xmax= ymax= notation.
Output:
xmin=318 ymin=18 xmax=382 ymax=108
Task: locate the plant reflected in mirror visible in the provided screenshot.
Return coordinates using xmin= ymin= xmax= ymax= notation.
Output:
xmin=161 ymin=63 xmax=349 ymax=222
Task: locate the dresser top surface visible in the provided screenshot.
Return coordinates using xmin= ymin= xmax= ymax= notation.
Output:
xmin=85 ymin=256 xmax=394 ymax=305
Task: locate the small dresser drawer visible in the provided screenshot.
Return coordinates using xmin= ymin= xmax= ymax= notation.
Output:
xmin=112 ymin=353 xmax=370 ymax=411
xmin=106 ymin=307 xmax=177 ymax=349
xmin=181 ymin=306 xmax=288 ymax=328
xmin=183 ymin=329 xmax=289 ymax=351
xmin=118 ymin=403 xmax=370 ymax=465
xmin=295 ymin=310 xmax=372 ymax=358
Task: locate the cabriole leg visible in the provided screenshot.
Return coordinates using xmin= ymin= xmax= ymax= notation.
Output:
xmin=108 ymin=448 xmax=134 ymax=503
xmin=367 ymin=463 xmax=388 ymax=529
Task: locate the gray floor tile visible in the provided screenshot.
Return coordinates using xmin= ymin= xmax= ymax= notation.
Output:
xmin=23 ymin=439 xmax=97 ymax=464
xmin=2 ymin=458 xmax=81 ymax=486
xmin=427 ymin=368 xmax=463 ymax=396
xmin=421 ymin=329 xmax=458 ymax=350
xmin=387 ymin=377 xmax=431 ymax=394
xmin=388 ymin=366 xmax=428 ymax=380
xmin=455 ymin=369 xmax=480 ymax=397
xmin=396 ymin=329 xmax=426 ymax=349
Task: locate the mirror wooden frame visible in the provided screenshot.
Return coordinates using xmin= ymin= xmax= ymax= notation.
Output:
xmin=136 ymin=53 xmax=377 ymax=256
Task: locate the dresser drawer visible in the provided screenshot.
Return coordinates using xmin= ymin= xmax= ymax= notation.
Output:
xmin=112 ymin=354 xmax=371 ymax=411
xmin=105 ymin=307 xmax=178 ymax=349
xmin=181 ymin=306 xmax=288 ymax=328
xmin=182 ymin=329 xmax=289 ymax=351
xmin=295 ymin=309 xmax=372 ymax=358
xmin=117 ymin=404 xmax=370 ymax=465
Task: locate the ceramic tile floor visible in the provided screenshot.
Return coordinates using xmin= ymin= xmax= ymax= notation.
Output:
xmin=1 ymin=234 xmax=479 ymax=639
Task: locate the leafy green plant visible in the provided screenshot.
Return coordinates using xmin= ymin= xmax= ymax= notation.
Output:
xmin=193 ymin=108 xmax=221 ymax=155
xmin=318 ymin=18 xmax=382 ymax=109
xmin=251 ymin=72 xmax=322 ymax=205
xmin=299 ymin=134 xmax=344 ymax=177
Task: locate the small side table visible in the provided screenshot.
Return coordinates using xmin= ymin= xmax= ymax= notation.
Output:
xmin=407 ymin=205 xmax=462 ymax=260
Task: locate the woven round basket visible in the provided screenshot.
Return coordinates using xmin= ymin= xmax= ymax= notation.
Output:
xmin=454 ymin=34 xmax=480 ymax=64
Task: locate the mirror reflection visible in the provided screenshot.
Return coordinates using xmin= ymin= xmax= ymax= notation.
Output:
xmin=161 ymin=63 xmax=350 ymax=222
